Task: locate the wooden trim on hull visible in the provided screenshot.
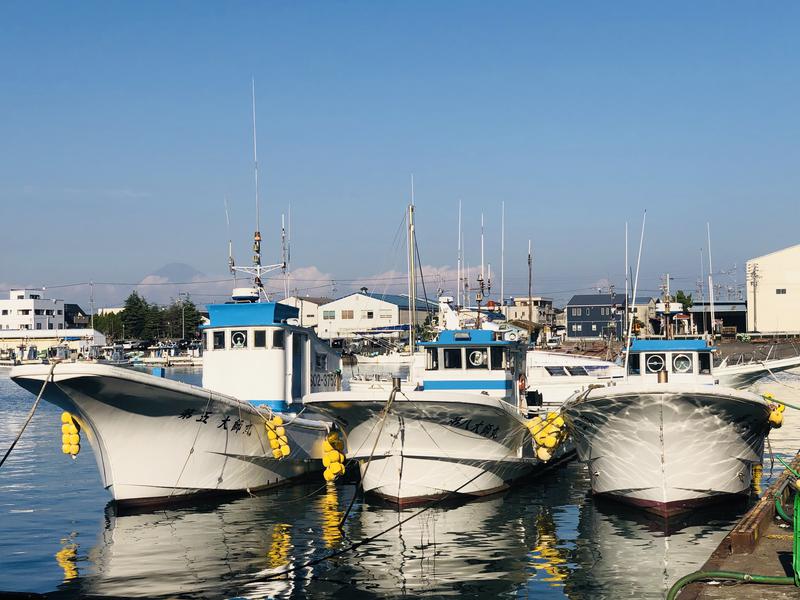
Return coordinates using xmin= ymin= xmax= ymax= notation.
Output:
xmin=596 ymin=490 xmax=749 ymax=518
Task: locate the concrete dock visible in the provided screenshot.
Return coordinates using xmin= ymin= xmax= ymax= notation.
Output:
xmin=680 ymin=453 xmax=800 ymax=599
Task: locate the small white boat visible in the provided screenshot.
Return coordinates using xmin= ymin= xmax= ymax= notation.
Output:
xmin=562 ymin=339 xmax=774 ymax=516
xmin=305 ymin=329 xmax=572 ymax=505
xmin=715 ymin=352 xmax=800 ymax=388
xmin=11 ymin=293 xmax=341 ymax=507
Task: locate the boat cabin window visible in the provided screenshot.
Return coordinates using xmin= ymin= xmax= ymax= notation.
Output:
xmin=628 ymin=353 xmax=640 ymax=375
xmin=426 ymin=348 xmax=439 ymax=370
xmin=645 ymin=353 xmax=666 ymax=374
xmin=315 ymin=353 xmax=328 ymax=370
xmin=545 ymin=366 xmax=568 ymax=376
xmin=466 ymin=348 xmax=489 ymax=369
xmin=443 ymin=348 xmax=462 ymax=369
xmin=672 ymin=353 xmax=693 ymax=373
xmin=273 ymin=330 xmax=285 ymax=349
xmin=231 ymin=330 xmax=247 ymax=349
xmin=567 ymin=366 xmax=589 ymax=376
xmin=490 ymin=346 xmax=508 ymax=370
xmin=254 ymin=330 xmax=267 ymax=348
xmin=213 ymin=331 xmax=225 ymax=350
xmin=699 ymin=352 xmax=711 ymax=374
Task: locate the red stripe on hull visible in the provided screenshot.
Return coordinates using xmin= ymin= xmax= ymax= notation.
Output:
xmin=595 ymin=491 xmax=749 ymax=518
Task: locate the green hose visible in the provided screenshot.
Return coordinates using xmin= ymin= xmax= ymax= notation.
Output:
xmin=667 ymin=469 xmax=800 ymax=598
xmin=666 ymin=571 xmax=794 ymax=600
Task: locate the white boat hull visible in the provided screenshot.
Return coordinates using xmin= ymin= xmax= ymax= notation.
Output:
xmin=562 ymin=384 xmax=770 ymax=516
xmin=306 ymin=390 xmax=570 ymax=504
xmin=10 ymin=363 xmax=328 ymax=505
xmin=716 ymin=355 xmax=800 ymax=388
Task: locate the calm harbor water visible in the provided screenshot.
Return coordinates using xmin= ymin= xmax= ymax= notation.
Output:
xmin=1 ymin=367 xmax=799 ymax=599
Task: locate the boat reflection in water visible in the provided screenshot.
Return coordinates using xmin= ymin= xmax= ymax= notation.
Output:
xmin=44 ymin=463 xmax=747 ymax=599
xmin=566 ymin=496 xmax=743 ymax=599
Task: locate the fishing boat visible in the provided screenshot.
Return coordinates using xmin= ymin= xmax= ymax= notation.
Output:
xmin=10 ymin=288 xmax=341 ymax=506
xmin=561 ymin=339 xmax=777 ymax=516
xmin=305 ymin=328 xmax=572 ymax=505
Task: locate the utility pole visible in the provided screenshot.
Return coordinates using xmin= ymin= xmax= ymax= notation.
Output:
xmin=527 ymin=240 xmax=533 ymax=345
xmin=747 ymin=263 xmax=760 ymax=332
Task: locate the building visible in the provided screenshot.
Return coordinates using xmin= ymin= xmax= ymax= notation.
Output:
xmin=0 ymin=289 xmax=65 ymax=331
xmin=97 ymin=307 xmax=125 ymax=316
xmin=65 ymin=304 xmax=90 ymax=329
xmin=503 ymin=296 xmax=555 ymax=328
xmin=317 ymin=291 xmax=437 ymax=340
xmin=565 ymin=293 xmax=624 ymax=340
xmin=278 ymin=296 xmax=332 ymax=329
xmin=746 ymin=244 xmax=800 ymax=333
xmin=689 ymin=300 xmax=747 ymax=335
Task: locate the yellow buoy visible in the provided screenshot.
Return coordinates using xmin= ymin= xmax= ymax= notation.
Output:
xmin=275 ymin=426 xmax=286 ymax=437
xmin=272 ymin=415 xmax=284 ymax=426
xmin=61 ymin=423 xmax=70 ymax=434
xmin=537 ymin=447 xmax=552 ymax=462
xmin=544 ymin=435 xmax=558 ymax=449
xmin=323 ymin=468 xmax=335 ymax=482
xmin=272 ymin=449 xmax=282 ymax=459
xmin=269 ymin=438 xmax=280 ymax=450
xmin=69 ymin=444 xmax=80 ymax=455
xmin=68 ymin=424 xmax=78 ymax=435
xmin=330 ymin=462 xmax=343 ymax=475
xmin=280 ymin=445 xmax=291 ymax=457
xmin=278 ymin=435 xmax=288 ymax=445
xmin=69 ymin=433 xmax=80 ymax=445
xmin=267 ymin=428 xmax=277 ymax=440
xmin=322 ymin=454 xmax=331 ymax=467
xmin=553 ymin=415 xmax=565 ymax=428
xmin=62 ymin=444 xmax=70 ymax=454
xmin=322 ymin=439 xmax=334 ymax=453
xmin=769 ymin=410 xmax=784 ymax=428
xmin=61 ymin=412 xmax=71 ymax=424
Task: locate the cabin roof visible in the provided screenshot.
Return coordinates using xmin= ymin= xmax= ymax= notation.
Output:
xmin=418 ymin=329 xmax=512 ymax=346
xmin=204 ymin=302 xmax=299 ymax=328
xmin=629 ymin=339 xmax=716 ymax=352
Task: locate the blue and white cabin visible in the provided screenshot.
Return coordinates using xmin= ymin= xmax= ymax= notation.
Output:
xmin=625 ymin=339 xmax=716 ymax=384
xmin=415 ymin=329 xmax=526 ymax=401
xmin=201 ymin=290 xmax=341 ymax=411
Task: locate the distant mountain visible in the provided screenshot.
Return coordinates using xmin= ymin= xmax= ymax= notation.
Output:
xmin=147 ymin=263 xmax=206 ymax=282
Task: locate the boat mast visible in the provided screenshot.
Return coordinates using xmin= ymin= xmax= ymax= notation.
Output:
xmin=624 ymin=211 xmax=647 ymax=379
xmin=228 ymin=79 xmax=283 ymax=299
xmin=407 ymin=177 xmax=417 ymax=350
xmin=707 ymin=223 xmax=716 ymax=340
xmin=457 ymin=199 xmax=462 ymax=308
xmin=500 ymin=201 xmax=505 ymax=316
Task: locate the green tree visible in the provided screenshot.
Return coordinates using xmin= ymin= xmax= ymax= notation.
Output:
xmin=675 ymin=290 xmax=693 ymax=313
xmin=122 ymin=292 xmax=148 ymax=339
xmin=181 ymin=298 xmax=203 ymax=339
xmin=142 ymin=304 xmax=164 ymax=340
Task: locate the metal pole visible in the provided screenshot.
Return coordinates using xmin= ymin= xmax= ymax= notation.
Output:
xmin=528 ymin=240 xmax=533 ymax=345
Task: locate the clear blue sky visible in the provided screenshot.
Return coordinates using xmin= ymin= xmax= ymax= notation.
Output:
xmin=1 ymin=2 xmax=798 ymax=307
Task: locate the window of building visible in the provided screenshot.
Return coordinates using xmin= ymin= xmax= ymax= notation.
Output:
xmin=57 ymin=309 xmax=63 ymax=315
xmin=48 ymin=323 xmax=53 ymax=330
xmin=1 ymin=310 xmax=6 ymax=315
xmin=213 ymin=331 xmax=225 ymax=350
xmin=585 ymin=308 xmax=590 ymax=316
xmin=380 ymin=311 xmax=393 ymax=319
xmin=592 ymin=324 xmax=597 ymax=331
xmin=230 ymin=330 xmax=247 ymax=349
xmin=361 ymin=311 xmax=374 ymax=319
xmin=254 ymin=330 xmax=266 ymax=348
xmin=30 ymin=294 xmax=40 ymax=299
xmin=322 ymin=310 xmax=335 ymax=320
xmin=341 ymin=310 xmax=354 ymax=320
xmin=36 ymin=323 xmax=42 ymax=329
xmin=18 ymin=309 xmax=30 ymax=315
xmin=576 ymin=324 xmax=582 ymax=331
xmin=443 ymin=348 xmax=462 ymax=369
xmin=273 ymin=330 xmax=285 ymax=348
xmin=34 ymin=309 xmax=43 ymax=315
xmin=426 ymin=348 xmax=439 ymax=370
xmin=776 ymin=289 xmax=787 ymax=295
xmin=571 ymin=324 xmax=577 ymax=331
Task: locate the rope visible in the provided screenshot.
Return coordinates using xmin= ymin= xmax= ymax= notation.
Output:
xmin=766 ymin=366 xmax=800 ymax=394
xmin=1 ymin=361 xmax=59 ymax=469
xmin=338 ymin=383 xmax=399 ymax=528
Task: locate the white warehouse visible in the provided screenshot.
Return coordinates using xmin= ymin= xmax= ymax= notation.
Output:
xmin=317 ymin=291 xmax=437 ymax=340
xmin=746 ymin=243 xmax=800 ymax=333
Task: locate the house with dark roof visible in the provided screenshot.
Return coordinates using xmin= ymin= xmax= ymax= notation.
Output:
xmin=317 ymin=290 xmax=437 ymax=340
xmin=565 ymin=293 xmax=625 ymax=340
